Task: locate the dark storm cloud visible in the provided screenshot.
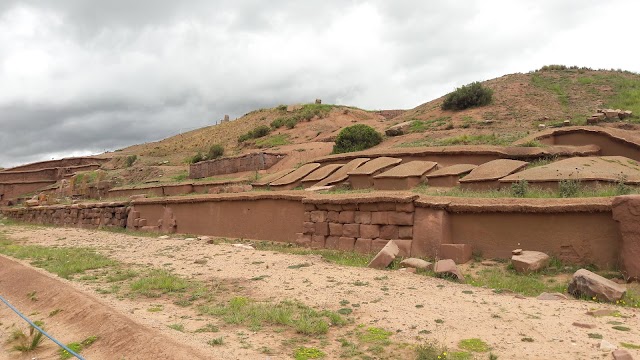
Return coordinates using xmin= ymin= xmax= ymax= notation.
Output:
xmin=0 ymin=1 xmax=638 ymax=167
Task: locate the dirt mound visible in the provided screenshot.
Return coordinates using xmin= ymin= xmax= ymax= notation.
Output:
xmin=0 ymin=255 xmax=209 ymax=360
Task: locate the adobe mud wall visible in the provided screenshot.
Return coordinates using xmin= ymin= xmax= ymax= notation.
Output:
xmin=0 ymin=181 xmax=57 ymax=204
xmin=4 ymin=157 xmax=109 ymax=172
xmin=189 ymin=152 xmax=285 ymax=179
xmin=128 ymin=194 xmax=305 ymax=242
xmin=546 ymin=132 xmax=640 ymax=161
xmin=0 ymin=164 xmax=103 ymax=183
xmin=1 ymin=202 xmax=129 ymax=228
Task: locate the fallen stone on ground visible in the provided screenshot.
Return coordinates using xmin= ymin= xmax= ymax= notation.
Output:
xmin=568 ymin=269 xmax=626 ymax=302
xmin=511 ymin=248 xmax=522 ymax=255
xmin=511 ymin=250 xmax=550 ymax=274
xmin=398 ymin=267 xmax=417 ymax=273
xmin=571 ymin=322 xmax=596 ymax=329
xmin=433 ymin=259 xmax=465 ymax=282
xmin=385 ymin=121 xmax=413 ymax=136
xmin=599 ymin=339 xmax=617 ymax=351
xmin=586 ymin=309 xmax=620 ymax=317
xmin=368 ymin=240 xmax=399 ymax=269
xmin=612 ymin=349 xmax=634 ymax=360
xmin=536 ymin=292 xmax=569 ymax=301
xmin=399 ymin=258 xmax=431 ymax=270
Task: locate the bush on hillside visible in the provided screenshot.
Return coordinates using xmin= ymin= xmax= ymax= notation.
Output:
xmin=186 ymin=152 xmax=205 ymax=164
xmin=207 ymin=144 xmax=224 ymax=159
xmin=332 ymin=124 xmax=383 ymax=154
xmin=441 ymin=82 xmax=493 ymax=111
xmin=238 ymin=125 xmax=271 ymax=143
xmin=125 ymin=155 xmax=137 ymax=167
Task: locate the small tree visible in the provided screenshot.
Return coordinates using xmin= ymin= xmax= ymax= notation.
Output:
xmin=332 ymin=124 xmax=383 ymax=154
xmin=441 ymin=82 xmax=493 ymax=111
xmin=207 ymin=144 xmax=224 ymax=159
xmin=125 ymin=155 xmax=137 ymax=167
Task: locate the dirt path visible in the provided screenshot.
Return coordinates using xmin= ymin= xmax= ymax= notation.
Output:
xmin=1 ymin=225 xmax=639 ymax=359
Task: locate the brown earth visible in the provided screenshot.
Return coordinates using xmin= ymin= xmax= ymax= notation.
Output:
xmin=1 ymin=225 xmax=639 ymax=359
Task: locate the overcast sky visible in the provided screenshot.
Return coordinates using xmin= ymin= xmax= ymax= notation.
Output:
xmin=1 ymin=1 xmax=639 ymax=168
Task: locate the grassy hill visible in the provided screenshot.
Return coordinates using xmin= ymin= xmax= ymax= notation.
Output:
xmin=100 ymin=66 xmax=639 ymax=184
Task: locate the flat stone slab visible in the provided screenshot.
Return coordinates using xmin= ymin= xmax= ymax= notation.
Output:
xmin=459 ymin=159 xmax=528 ymax=183
xmin=373 ymin=161 xmax=437 ymax=179
xmin=301 ymin=164 xmax=343 ymax=183
xmin=252 ymin=168 xmax=296 ymax=186
xmin=270 ymin=163 xmax=321 ymax=186
xmin=426 ymin=164 xmax=477 ymax=178
xmin=348 ymin=157 xmax=402 ymax=176
xmin=314 ymin=158 xmax=370 ymax=187
xmin=500 ymin=156 xmax=640 ymax=184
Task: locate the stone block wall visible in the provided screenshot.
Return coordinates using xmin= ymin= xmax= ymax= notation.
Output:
xmin=297 ymin=199 xmax=416 ymax=256
xmin=189 ymin=152 xmax=285 ymax=179
xmin=1 ymin=202 xmax=129 ymax=228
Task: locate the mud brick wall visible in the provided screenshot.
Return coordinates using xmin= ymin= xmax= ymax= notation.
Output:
xmin=298 ymin=200 xmax=415 ymax=257
xmin=1 ymin=202 xmax=129 ymax=228
xmin=4 ymin=157 xmax=109 ymax=172
xmin=189 ymin=152 xmax=284 ymax=179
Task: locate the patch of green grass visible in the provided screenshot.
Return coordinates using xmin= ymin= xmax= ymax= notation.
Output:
xmin=0 ymin=240 xmax=116 ymax=279
xmin=612 ymin=325 xmax=631 ymax=331
xmin=10 ymin=324 xmax=45 ymax=353
xmin=207 ymin=337 xmax=224 ymax=346
xmin=294 ymin=346 xmax=326 ymax=360
xmin=254 ymin=134 xmax=291 ymax=148
xmin=621 ymin=342 xmax=640 ymax=349
xmin=468 ymin=268 xmax=566 ymax=296
xmin=198 ymin=297 xmax=346 ymax=335
xmin=458 ymin=338 xmax=489 ymax=352
xmin=249 ymin=241 xmax=373 ymax=267
xmin=59 ymin=336 xmax=98 ymax=360
xmin=195 ymin=323 xmax=220 ymax=333
xmin=106 ymin=269 xmax=138 ymax=282
xmin=531 ymin=73 xmax=570 ymax=106
xmin=588 ymin=333 xmax=602 ymax=339
xmin=288 ymin=263 xmax=312 ymax=269
xmin=358 ymin=327 xmax=392 ymax=345
xmin=130 ymin=269 xmax=189 ymax=297
xmin=168 ymin=323 xmax=185 ymax=332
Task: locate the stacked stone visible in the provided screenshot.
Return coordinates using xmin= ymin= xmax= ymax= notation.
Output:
xmin=297 ymin=201 xmax=414 ymax=256
xmin=1 ymin=202 xmax=129 ymax=228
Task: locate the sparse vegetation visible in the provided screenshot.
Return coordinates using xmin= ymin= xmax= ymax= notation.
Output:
xmin=332 ymin=124 xmax=383 ymax=154
xmin=207 ymin=144 xmax=225 ymax=159
xmin=238 ymin=125 xmax=271 ymax=143
xmin=130 ymin=269 xmax=189 ymax=297
xmin=10 ymin=322 xmax=45 ymax=353
xmin=125 ymin=154 xmax=137 ymax=167
xmin=441 ymin=82 xmax=493 ymax=110
xmin=254 ymin=134 xmax=291 ymax=148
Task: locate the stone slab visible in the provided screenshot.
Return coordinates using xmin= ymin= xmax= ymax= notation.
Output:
xmin=300 ymin=164 xmax=343 ymax=185
xmin=314 ymin=158 xmax=370 ymax=187
xmin=270 ymin=163 xmax=321 ymax=188
xmin=459 ymin=159 xmax=528 ymax=183
xmin=348 ymin=157 xmax=402 ymax=176
xmin=426 ymin=164 xmax=477 ymax=178
xmin=373 ymin=161 xmax=438 ymax=179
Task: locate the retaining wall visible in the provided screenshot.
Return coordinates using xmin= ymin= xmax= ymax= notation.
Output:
xmin=189 ymin=152 xmax=285 ymax=179
xmin=0 ymin=181 xmax=57 ymax=203
xmin=2 ymin=193 xmax=635 ymax=275
xmin=1 ymin=201 xmax=129 ymax=228
xmin=3 ymin=157 xmax=109 ymax=172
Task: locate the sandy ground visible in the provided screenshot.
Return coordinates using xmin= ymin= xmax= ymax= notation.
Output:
xmin=0 ymin=225 xmax=639 ymax=359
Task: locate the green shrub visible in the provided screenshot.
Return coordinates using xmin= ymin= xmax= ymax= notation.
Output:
xmin=238 ymin=125 xmax=272 ymax=143
xmin=558 ymin=179 xmax=580 ymax=198
xmin=207 ymin=144 xmax=224 ymax=160
xmin=271 ymin=117 xmax=287 ymax=129
xmin=510 ymin=180 xmax=528 ymax=198
xmin=276 ymin=104 xmax=288 ymax=111
xmin=125 ymin=155 xmax=137 ymax=167
xmin=441 ymin=82 xmax=493 ymax=111
xmin=332 ymin=124 xmax=383 ymax=154
xmin=187 ymin=152 xmax=205 ymax=164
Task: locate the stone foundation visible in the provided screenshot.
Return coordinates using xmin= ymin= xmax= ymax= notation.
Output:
xmin=1 ymin=201 xmax=129 ymax=228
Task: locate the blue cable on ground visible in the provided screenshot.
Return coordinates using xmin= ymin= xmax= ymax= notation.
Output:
xmin=0 ymin=293 xmax=86 ymax=360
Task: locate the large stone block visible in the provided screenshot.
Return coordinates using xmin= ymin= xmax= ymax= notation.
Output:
xmin=379 ymin=225 xmax=399 ymax=240
xmin=311 ymin=235 xmax=326 ymax=249
xmin=329 ymin=223 xmax=343 ymax=236
xmin=342 ymin=223 xmax=360 ymax=238
xmin=303 ymin=221 xmax=315 ymax=235
xmin=337 ymin=237 xmax=356 ymax=251
xmin=310 ymin=211 xmax=328 ymax=222
xmin=354 ymin=211 xmax=371 ymax=224
xmin=371 ymin=211 xmax=389 ymax=225
xmin=295 ymin=233 xmax=312 ymax=247
xmin=325 ymin=236 xmax=340 ymax=249
xmin=360 ymin=224 xmax=380 ymax=239
xmin=568 ymin=269 xmax=626 ymax=302
xmin=388 ymin=211 xmax=414 ymax=225
xmin=327 ymin=211 xmax=340 ymax=222
xmin=354 ymin=238 xmax=372 ymax=254
xmin=314 ymin=222 xmax=330 ymax=236
xmin=368 ymin=240 xmax=399 ymax=269
xmin=338 ymin=211 xmax=355 ymax=223
xmin=612 ymin=195 xmax=640 ymax=280
xmin=398 ymin=226 xmax=413 ymax=239
xmin=511 ymin=250 xmax=550 ymax=273
xmin=440 ymin=244 xmax=473 ymax=264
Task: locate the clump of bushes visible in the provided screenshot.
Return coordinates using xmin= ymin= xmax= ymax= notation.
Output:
xmin=125 ymin=155 xmax=137 ymax=167
xmin=186 ymin=152 xmax=205 ymax=164
xmin=270 ymin=104 xmax=334 ymax=130
xmin=207 ymin=144 xmax=224 ymax=159
xmin=441 ymin=82 xmax=493 ymax=111
xmin=332 ymin=124 xmax=383 ymax=154
xmin=238 ymin=125 xmax=271 ymax=143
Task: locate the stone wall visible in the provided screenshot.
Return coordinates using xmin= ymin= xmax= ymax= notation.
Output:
xmin=189 ymin=152 xmax=285 ymax=179
xmin=1 ymin=193 xmax=633 ymax=272
xmin=298 ymin=195 xmax=417 ymax=256
xmin=1 ymin=202 xmax=129 ymax=228
xmin=4 ymin=157 xmax=109 ymax=172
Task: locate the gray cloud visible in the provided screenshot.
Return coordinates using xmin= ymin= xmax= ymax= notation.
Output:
xmin=1 ymin=1 xmax=639 ymax=167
